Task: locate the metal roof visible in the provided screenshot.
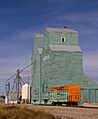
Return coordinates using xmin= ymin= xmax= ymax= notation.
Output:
xmin=45 ymin=27 xmax=78 ymax=34
xmin=49 ymin=45 xmax=82 ymax=52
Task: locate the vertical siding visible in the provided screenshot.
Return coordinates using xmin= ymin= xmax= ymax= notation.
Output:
xmin=81 ymin=88 xmax=98 ymax=103
xmin=41 ymin=51 xmax=83 ymax=87
xmin=45 ymin=32 xmax=78 ymax=46
xmin=31 ymin=27 xmax=98 ymax=104
xmin=40 ymin=50 xmax=84 ymax=103
xmin=31 ymin=50 xmax=41 ymax=103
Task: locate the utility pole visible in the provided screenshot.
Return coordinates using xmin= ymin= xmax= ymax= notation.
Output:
xmin=16 ymin=69 xmax=21 ymax=102
xmin=27 ymin=76 xmax=30 ymax=103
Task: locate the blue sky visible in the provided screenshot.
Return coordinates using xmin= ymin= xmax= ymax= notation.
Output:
xmin=0 ymin=0 xmax=98 ymax=95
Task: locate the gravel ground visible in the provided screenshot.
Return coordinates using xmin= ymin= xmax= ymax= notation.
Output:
xmin=23 ymin=105 xmax=98 ymax=119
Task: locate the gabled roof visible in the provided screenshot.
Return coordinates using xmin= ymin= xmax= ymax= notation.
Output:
xmin=49 ymin=45 xmax=82 ymax=52
xmin=45 ymin=27 xmax=78 ymax=34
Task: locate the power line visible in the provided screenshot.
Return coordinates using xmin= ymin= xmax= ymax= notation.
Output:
xmin=6 ymin=61 xmax=35 ymax=83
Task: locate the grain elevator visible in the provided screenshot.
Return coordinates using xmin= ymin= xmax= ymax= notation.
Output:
xmin=31 ymin=27 xmax=98 ymax=104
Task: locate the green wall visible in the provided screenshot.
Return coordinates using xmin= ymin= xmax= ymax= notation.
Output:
xmin=31 ymin=27 xmax=98 ymax=104
xmin=44 ymin=32 xmax=78 ymax=46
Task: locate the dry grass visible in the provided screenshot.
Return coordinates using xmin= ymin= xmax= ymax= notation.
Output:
xmin=0 ymin=104 xmax=56 ymax=119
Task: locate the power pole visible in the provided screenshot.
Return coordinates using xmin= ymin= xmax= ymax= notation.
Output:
xmin=27 ymin=76 xmax=30 ymax=103
xmin=16 ymin=69 xmax=21 ymax=102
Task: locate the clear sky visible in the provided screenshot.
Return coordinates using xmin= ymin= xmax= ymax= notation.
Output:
xmin=0 ymin=0 xmax=98 ymax=95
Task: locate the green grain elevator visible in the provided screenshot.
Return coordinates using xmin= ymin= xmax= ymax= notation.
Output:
xmin=31 ymin=27 xmax=98 ymax=104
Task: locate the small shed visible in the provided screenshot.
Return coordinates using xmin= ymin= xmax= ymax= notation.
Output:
xmin=5 ymin=92 xmax=17 ymax=104
xmin=22 ymin=83 xmax=30 ymax=103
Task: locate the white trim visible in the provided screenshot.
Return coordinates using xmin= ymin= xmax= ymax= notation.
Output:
xmin=61 ymin=37 xmax=66 ymax=42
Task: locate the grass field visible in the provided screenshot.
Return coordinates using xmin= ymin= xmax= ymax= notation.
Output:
xmin=0 ymin=104 xmax=57 ymax=119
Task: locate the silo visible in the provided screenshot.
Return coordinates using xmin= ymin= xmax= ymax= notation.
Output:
xmin=22 ymin=83 xmax=30 ymax=103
